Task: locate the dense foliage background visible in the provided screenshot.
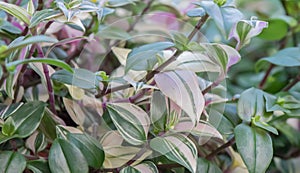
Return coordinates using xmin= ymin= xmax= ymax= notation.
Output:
xmin=0 ymin=0 xmax=300 ymax=172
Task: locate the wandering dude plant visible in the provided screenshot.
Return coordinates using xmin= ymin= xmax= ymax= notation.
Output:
xmin=0 ymin=0 xmax=300 ymax=172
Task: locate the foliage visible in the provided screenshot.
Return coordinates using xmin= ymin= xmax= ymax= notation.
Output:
xmin=0 ymin=0 xmax=300 ymax=172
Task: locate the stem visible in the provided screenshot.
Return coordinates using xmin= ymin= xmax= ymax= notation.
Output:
xmin=100 ymin=14 xmax=210 ymax=96
xmin=64 ymin=17 xmax=94 ymax=64
xmin=187 ymin=14 xmax=209 ymax=41
xmin=120 ymin=145 xmax=148 ymax=169
xmin=258 ymin=64 xmax=274 ymax=89
xmin=202 ymin=75 xmax=224 ymax=95
xmin=282 ymin=73 xmax=300 ymax=91
xmin=126 ymin=0 xmax=155 ymax=32
xmin=145 ymin=14 xmax=209 ymax=81
xmin=37 ymin=0 xmax=44 ymax=11
xmin=37 ymin=46 xmax=57 ymax=114
xmin=97 ymin=0 xmax=155 ymax=72
xmin=205 ymin=137 xmax=235 ymax=160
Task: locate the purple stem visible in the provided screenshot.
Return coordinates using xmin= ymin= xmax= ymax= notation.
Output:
xmin=36 ymin=46 xmax=57 ymax=115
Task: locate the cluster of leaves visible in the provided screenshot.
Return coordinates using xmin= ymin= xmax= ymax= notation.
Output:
xmin=0 ymin=0 xmax=300 ymax=173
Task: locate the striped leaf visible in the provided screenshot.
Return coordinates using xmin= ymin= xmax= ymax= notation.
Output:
xmin=6 ymin=58 xmax=73 ymax=73
xmin=0 ymin=151 xmax=26 ymax=173
xmin=121 ymin=162 xmax=158 ymax=173
xmin=2 ymin=35 xmax=58 ymax=57
xmin=67 ymin=133 xmax=105 ymax=169
xmin=107 ymin=103 xmax=150 ymax=146
xmin=150 ymin=134 xmax=197 ymax=173
xmin=154 ymin=70 xmax=204 ymax=125
xmin=0 ymin=2 xmax=30 ymax=24
xmin=48 ymin=138 xmax=88 ymax=173
xmin=229 ymin=19 xmax=268 ymax=49
xmin=30 ymin=9 xmax=62 ymax=28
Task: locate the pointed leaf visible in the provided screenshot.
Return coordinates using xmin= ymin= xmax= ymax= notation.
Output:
xmin=229 ymin=19 xmax=268 ymax=49
xmin=6 ymin=58 xmax=73 ymax=73
xmin=107 ymin=103 xmax=150 ymax=146
xmin=154 ymin=70 xmax=204 ymax=125
xmin=234 ymin=124 xmax=273 ymax=173
xmin=49 ymin=138 xmax=88 ymax=173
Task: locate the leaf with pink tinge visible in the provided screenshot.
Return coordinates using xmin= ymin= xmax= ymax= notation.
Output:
xmin=174 ymin=118 xmax=223 ymax=141
xmin=229 ymin=18 xmax=268 ymax=50
xmin=154 ymin=70 xmax=204 ymax=125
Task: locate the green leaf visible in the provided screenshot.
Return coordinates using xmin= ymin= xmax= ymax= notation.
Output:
xmin=49 ymin=138 xmax=88 ymax=173
xmin=30 ymin=9 xmax=62 ymax=28
xmin=258 ymin=19 xmax=288 ymax=41
xmin=196 ymin=158 xmax=222 ymax=173
xmin=6 ymin=58 xmax=73 ymax=73
xmin=97 ymin=25 xmax=131 ymax=40
xmin=154 ymin=70 xmax=205 ymax=125
xmin=150 ymin=134 xmax=197 ymax=173
xmin=237 ymin=88 xmax=265 ymax=123
xmin=251 ymin=116 xmax=278 ymax=135
xmin=0 ymin=151 xmax=26 ymax=173
xmin=27 ymin=160 xmax=51 ymax=173
xmin=256 ymin=47 xmax=300 ymax=72
xmin=67 ymin=133 xmax=105 ymax=169
xmin=51 ymin=68 xmax=98 ymax=89
xmin=0 ymin=101 xmax=46 ymax=144
xmin=150 ymin=91 xmax=181 ymax=132
xmin=2 ymin=35 xmax=58 ymax=57
xmin=106 ymin=0 xmax=138 ymax=7
xmin=5 ymin=73 xmax=15 ymax=99
xmin=125 ymin=42 xmax=175 ymax=72
xmin=0 ymin=2 xmax=30 ymax=24
xmin=107 ymin=103 xmax=150 ymax=146
xmin=34 ymin=132 xmax=48 ymax=153
xmin=2 ymin=117 xmax=16 ymax=136
xmin=38 ymin=108 xmax=61 ymax=141
xmin=234 ymin=124 xmax=273 ymax=173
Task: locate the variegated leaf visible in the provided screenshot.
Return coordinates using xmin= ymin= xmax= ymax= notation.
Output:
xmin=107 ymin=103 xmax=150 ymax=146
xmin=154 ymin=70 xmax=204 ymax=125
xmin=150 ymin=134 xmax=197 ymax=173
